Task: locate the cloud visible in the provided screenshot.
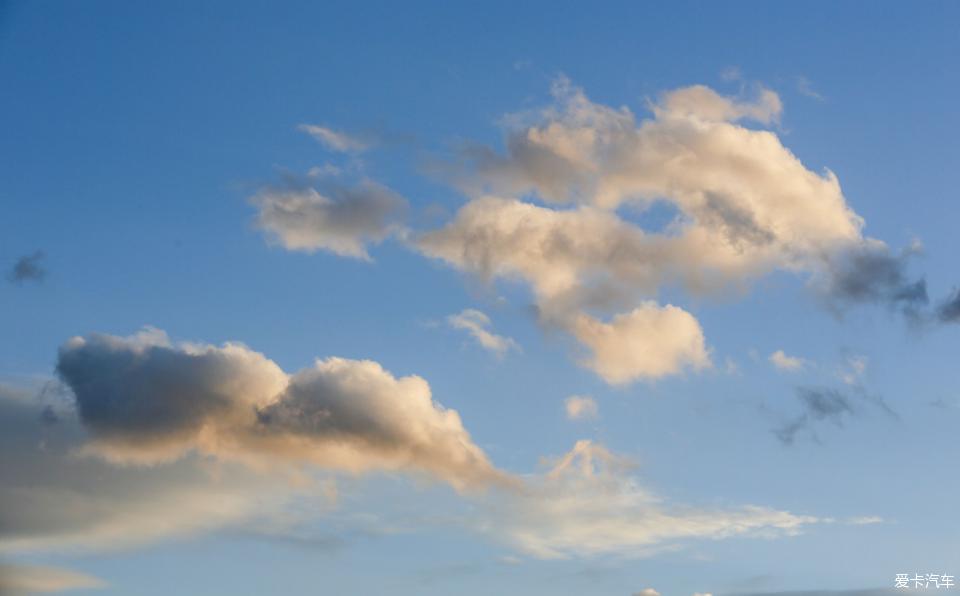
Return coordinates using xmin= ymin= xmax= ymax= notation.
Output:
xmin=568 ymin=305 xmax=710 ymax=383
xmin=415 ymin=79 xmax=931 ymax=382
xmin=796 ymin=75 xmax=825 ymax=101
xmin=633 ymin=589 xmax=661 ymax=596
xmin=0 ymin=563 xmax=104 ymax=594
xmin=774 ymin=386 xmax=896 ymax=445
xmin=838 ymin=355 xmax=868 ymax=385
xmin=0 ymin=383 xmax=308 ymax=554
xmin=769 ymin=350 xmax=806 ymax=372
xmin=936 ymin=288 xmax=960 ymax=323
xmin=446 ymin=309 xmax=519 ymax=357
xmin=252 ymin=180 xmax=407 ymax=260
xmin=0 ymin=376 xmax=829 ymax=563
xmin=298 ymin=124 xmax=372 ymax=153
xmin=815 ymin=241 xmax=928 ymax=321
xmin=7 ymin=251 xmax=46 ymax=284
xmin=55 ymin=328 xmax=508 ymax=491
xmin=564 ymin=395 xmax=598 ymax=420
xmin=478 ymin=440 xmax=817 ymax=559
xmin=654 ymin=84 xmax=782 ymax=125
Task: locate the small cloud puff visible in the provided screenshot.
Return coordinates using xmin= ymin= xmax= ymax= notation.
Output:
xmin=769 ymin=350 xmax=807 ymax=372
xmin=564 ymin=395 xmax=598 ymax=420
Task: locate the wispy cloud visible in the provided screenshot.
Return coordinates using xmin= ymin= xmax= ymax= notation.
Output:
xmin=0 ymin=562 xmax=105 ymax=593
xmin=298 ymin=124 xmax=372 ymax=153
xmin=774 ymin=386 xmax=896 ymax=445
xmin=446 ymin=309 xmax=519 ymax=358
xmin=477 ymin=440 xmax=818 ymax=559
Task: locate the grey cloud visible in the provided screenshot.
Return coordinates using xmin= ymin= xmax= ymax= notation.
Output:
xmin=252 ymin=180 xmax=408 ymax=260
xmin=774 ymin=386 xmax=897 ymax=445
xmin=819 ymin=243 xmax=928 ymax=321
xmin=7 ymin=251 xmax=46 ymax=284
xmin=0 ymin=383 xmax=303 ymax=554
xmin=936 ymin=288 xmax=960 ymax=323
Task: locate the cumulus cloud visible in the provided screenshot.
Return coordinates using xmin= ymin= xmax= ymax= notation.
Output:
xmin=7 ymin=251 xmax=46 ymax=284
xmin=446 ymin=309 xmax=519 ymax=357
xmin=478 ymin=440 xmax=817 ymax=559
xmin=55 ymin=328 xmax=507 ymax=491
xmin=298 ymin=124 xmax=372 ymax=153
xmin=0 ymin=563 xmax=104 ymax=594
xmin=252 ymin=180 xmax=407 ymax=260
xmin=564 ymin=395 xmax=598 ymax=420
xmin=769 ymin=350 xmax=806 ymax=372
xmin=774 ymin=386 xmax=896 ymax=445
xmin=568 ymin=305 xmax=710 ymax=383
xmin=633 ymin=589 xmax=660 ymax=596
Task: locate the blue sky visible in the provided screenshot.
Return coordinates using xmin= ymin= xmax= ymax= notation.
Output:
xmin=1 ymin=2 xmax=959 ymax=595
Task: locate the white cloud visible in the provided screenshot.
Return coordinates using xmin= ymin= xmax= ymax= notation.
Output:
xmin=564 ymin=395 xmax=598 ymax=420
xmin=633 ymin=589 xmax=661 ymax=596
xmin=253 ymin=180 xmax=407 ymax=260
xmin=0 ymin=563 xmax=105 ymax=594
xmin=478 ymin=440 xmax=817 ymax=559
xmin=769 ymin=349 xmax=807 ymax=372
xmin=447 ymin=309 xmax=519 ymax=357
xmin=569 ymin=305 xmax=711 ymax=383
xmin=298 ymin=124 xmax=371 ymax=153
xmin=55 ymin=328 xmax=508 ymax=492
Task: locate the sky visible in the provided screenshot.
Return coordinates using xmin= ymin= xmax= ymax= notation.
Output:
xmin=1 ymin=1 xmax=959 ymax=595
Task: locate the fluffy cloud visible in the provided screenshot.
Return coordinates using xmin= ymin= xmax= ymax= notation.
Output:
xmin=446 ymin=77 xmax=862 ymax=249
xmin=633 ymin=589 xmax=661 ymax=596
xmin=479 ymin=440 xmax=816 ymax=559
xmin=446 ymin=309 xmax=519 ymax=357
xmin=568 ymin=305 xmax=710 ymax=383
xmin=415 ymin=79 xmax=928 ymax=382
xmin=259 ymin=79 xmax=934 ymax=383
xmin=769 ymin=350 xmax=806 ymax=372
xmin=298 ymin=124 xmax=371 ymax=153
xmin=0 ymin=563 xmax=104 ymax=594
xmin=563 ymin=395 xmax=598 ymax=420
xmin=252 ymin=180 xmax=407 ymax=260
xmin=55 ymin=328 xmax=507 ymax=491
